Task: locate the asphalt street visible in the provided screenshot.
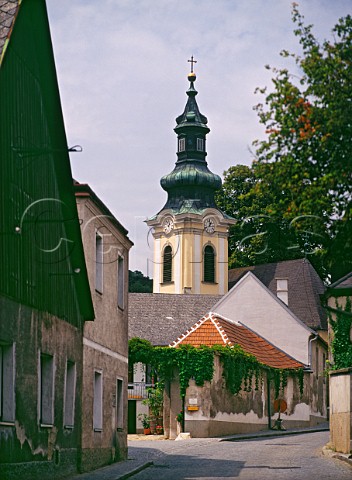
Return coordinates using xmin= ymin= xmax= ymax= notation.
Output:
xmin=128 ymin=431 xmax=351 ymax=480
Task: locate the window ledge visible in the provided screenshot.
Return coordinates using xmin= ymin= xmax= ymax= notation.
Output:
xmin=160 ymin=281 xmax=174 ymax=285
xmin=64 ymin=425 xmax=74 ymax=430
xmin=0 ymin=421 xmax=15 ymax=427
xmin=202 ymin=281 xmax=218 ymax=285
xmin=94 ymin=427 xmax=103 ymax=432
xmin=40 ymin=423 xmax=54 ymax=428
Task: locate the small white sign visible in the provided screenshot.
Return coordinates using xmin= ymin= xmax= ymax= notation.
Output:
xmin=189 ymin=398 xmax=198 ymax=405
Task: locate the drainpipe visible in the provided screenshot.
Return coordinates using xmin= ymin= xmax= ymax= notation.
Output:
xmin=308 ymin=334 xmax=318 ymax=370
xmin=267 ymin=374 xmax=272 ymax=429
xmin=181 ymin=395 xmax=185 ymax=433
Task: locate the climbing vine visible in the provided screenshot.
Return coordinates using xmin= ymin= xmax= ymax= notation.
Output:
xmin=129 ymin=337 xmax=304 ymax=399
xmin=330 ymin=297 xmax=352 ymax=369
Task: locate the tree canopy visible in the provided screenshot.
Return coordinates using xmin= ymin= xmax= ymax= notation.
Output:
xmin=217 ymin=6 xmax=352 ymax=281
xmin=129 ymin=270 xmax=153 ymax=293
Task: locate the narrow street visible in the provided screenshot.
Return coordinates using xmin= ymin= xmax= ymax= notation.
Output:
xmin=128 ymin=431 xmax=351 ymax=480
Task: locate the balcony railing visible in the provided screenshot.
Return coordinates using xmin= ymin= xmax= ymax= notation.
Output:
xmin=128 ymin=382 xmax=153 ymax=400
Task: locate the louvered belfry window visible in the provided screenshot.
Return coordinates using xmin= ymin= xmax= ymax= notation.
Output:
xmin=163 ymin=245 xmax=172 ymax=282
xmin=203 ymin=245 xmax=215 ymax=283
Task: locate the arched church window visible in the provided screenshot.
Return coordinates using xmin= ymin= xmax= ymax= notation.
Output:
xmin=203 ymin=245 xmax=215 ymax=283
xmin=163 ymin=245 xmax=172 ymax=282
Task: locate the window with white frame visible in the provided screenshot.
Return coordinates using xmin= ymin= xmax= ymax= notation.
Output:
xmin=163 ymin=245 xmax=172 ymax=283
xmin=93 ymin=371 xmax=103 ymax=431
xmin=116 ymin=378 xmax=124 ymax=430
xmin=203 ymin=245 xmax=215 ymax=283
xmin=178 ymin=138 xmax=185 ymax=152
xmin=117 ymin=256 xmax=124 ymax=310
xmin=95 ymin=232 xmax=103 ymax=293
xmin=197 ymin=138 xmax=204 ymax=151
xmin=40 ymin=353 xmax=54 ymax=425
xmin=276 ymin=278 xmax=288 ymax=305
xmin=64 ymin=361 xmax=76 ymax=428
xmin=0 ymin=343 xmax=15 ymax=423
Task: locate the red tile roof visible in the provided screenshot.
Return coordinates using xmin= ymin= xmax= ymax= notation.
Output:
xmin=170 ymin=313 xmax=304 ymax=370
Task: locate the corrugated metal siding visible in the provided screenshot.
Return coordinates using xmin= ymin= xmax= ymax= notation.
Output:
xmin=0 ymin=0 xmax=94 ymax=324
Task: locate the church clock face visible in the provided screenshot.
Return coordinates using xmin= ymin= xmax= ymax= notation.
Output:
xmin=204 ymin=217 xmax=215 ymax=234
xmin=163 ymin=217 xmax=174 ymax=234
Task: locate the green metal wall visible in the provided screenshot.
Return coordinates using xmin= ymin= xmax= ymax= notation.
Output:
xmin=0 ymin=0 xmax=94 ymax=324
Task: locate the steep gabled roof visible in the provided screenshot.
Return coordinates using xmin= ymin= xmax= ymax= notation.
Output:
xmin=0 ymin=1 xmax=20 ymax=66
xmin=128 ymin=293 xmax=222 ymax=346
xmin=228 ymin=258 xmax=327 ymax=330
xmin=0 ymin=0 xmax=94 ymax=322
xmin=74 ymin=180 xmax=133 ymax=246
xmin=170 ymin=312 xmax=304 ymax=369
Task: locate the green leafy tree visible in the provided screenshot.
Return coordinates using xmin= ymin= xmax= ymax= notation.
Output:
xmin=129 ymin=270 xmax=153 ymax=292
xmin=216 ymin=164 xmax=308 ymax=269
xmin=251 ymin=6 xmax=352 ymax=280
xmin=216 ymin=7 xmax=351 ymax=278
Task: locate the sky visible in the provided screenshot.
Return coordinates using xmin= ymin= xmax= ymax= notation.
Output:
xmin=46 ymin=0 xmax=351 ymax=276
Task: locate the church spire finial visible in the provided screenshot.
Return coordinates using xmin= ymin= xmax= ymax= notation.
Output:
xmin=188 ymin=55 xmax=197 ymax=73
xmin=187 ymin=55 xmax=197 ymax=83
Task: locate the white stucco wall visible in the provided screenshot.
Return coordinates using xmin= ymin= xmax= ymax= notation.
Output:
xmin=214 ymin=273 xmax=312 ymax=365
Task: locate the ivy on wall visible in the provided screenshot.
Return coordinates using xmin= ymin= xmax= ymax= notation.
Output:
xmin=129 ymin=338 xmax=304 ymax=398
xmin=330 ymin=297 xmax=352 ymax=369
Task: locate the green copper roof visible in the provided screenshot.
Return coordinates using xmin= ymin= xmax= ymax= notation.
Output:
xmin=159 ymin=69 xmax=222 ymax=214
xmin=174 ymin=75 xmax=210 ymax=134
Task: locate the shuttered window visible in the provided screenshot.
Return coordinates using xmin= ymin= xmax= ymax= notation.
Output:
xmin=163 ymin=245 xmax=172 ymax=283
xmin=203 ymin=245 xmax=215 ymax=283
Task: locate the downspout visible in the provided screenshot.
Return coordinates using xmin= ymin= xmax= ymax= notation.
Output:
xmin=181 ymin=395 xmax=185 ymax=433
xmin=267 ymin=373 xmax=272 ymax=429
xmin=308 ymin=334 xmax=318 ymax=370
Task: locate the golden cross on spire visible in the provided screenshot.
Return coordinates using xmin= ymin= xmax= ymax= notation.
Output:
xmin=188 ymin=55 xmax=197 ymax=73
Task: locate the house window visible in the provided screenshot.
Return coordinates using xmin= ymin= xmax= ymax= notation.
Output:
xmin=95 ymin=232 xmax=103 ymax=293
xmin=162 ymin=245 xmax=172 ymax=283
xmin=197 ymin=138 xmax=204 ymax=151
xmin=64 ymin=361 xmax=76 ymax=428
xmin=178 ymin=138 xmax=185 ymax=152
xmin=116 ymin=379 xmax=124 ymax=430
xmin=276 ymin=279 xmax=288 ymax=305
xmin=93 ymin=371 xmax=103 ymax=431
xmin=203 ymin=245 xmax=215 ymax=283
xmin=40 ymin=353 xmax=54 ymax=425
xmin=0 ymin=343 xmax=15 ymax=423
xmin=117 ymin=256 xmax=124 ymax=310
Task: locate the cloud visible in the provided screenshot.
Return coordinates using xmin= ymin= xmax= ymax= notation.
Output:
xmin=46 ymin=0 xmax=352 ymax=272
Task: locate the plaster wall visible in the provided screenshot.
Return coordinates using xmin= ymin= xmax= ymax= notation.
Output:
xmin=214 ymin=274 xmax=312 ymax=365
xmin=166 ymin=356 xmax=326 ymax=438
xmin=329 ymin=369 xmax=352 ymax=454
xmin=0 ymin=295 xmax=83 ymax=479
xmin=76 ymin=199 xmax=130 ymax=471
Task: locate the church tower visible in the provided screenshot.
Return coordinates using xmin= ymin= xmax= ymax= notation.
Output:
xmin=147 ymin=59 xmax=235 ymax=294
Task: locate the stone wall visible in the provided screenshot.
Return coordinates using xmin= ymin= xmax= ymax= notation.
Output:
xmin=165 ymin=355 xmax=327 ymax=438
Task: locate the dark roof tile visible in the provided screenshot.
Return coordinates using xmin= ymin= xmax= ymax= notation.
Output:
xmin=0 ymin=1 xmax=19 ymax=63
xmin=128 ymin=293 xmax=222 ymax=345
xmin=228 ymin=258 xmax=327 ymax=330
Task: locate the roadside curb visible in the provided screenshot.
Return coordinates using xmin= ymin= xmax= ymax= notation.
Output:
xmin=322 ymin=446 xmax=352 ymax=468
xmin=219 ymin=426 xmax=330 ymax=442
xmin=116 ymin=461 xmax=153 ymax=480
